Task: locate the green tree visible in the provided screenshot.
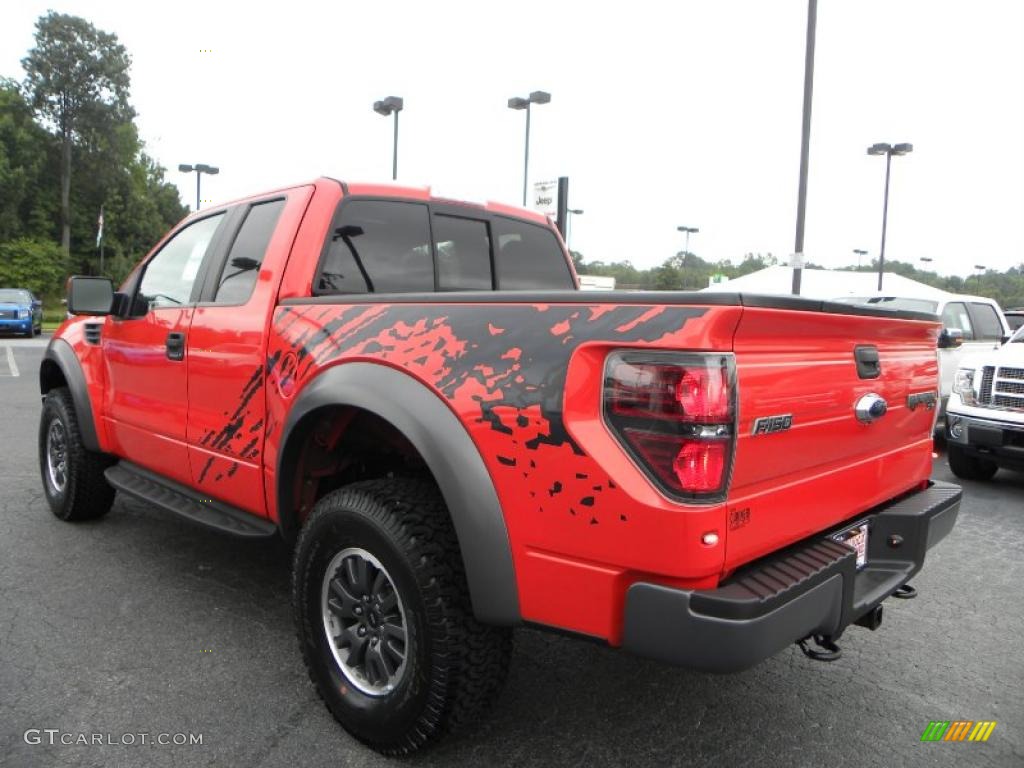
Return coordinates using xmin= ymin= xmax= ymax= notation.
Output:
xmin=0 ymin=238 xmax=67 ymax=296
xmin=21 ymin=11 xmax=132 ymax=257
xmin=0 ymin=79 xmax=57 ymax=241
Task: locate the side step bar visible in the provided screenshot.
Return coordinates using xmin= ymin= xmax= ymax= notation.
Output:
xmin=105 ymin=462 xmax=278 ymax=538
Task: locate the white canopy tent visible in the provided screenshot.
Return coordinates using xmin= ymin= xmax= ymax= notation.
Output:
xmin=700 ymin=266 xmax=951 ymax=301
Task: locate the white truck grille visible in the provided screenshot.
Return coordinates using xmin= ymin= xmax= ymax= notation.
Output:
xmin=981 ymin=365 xmax=1024 ymax=411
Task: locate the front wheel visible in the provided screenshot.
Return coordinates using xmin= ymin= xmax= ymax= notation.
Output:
xmin=292 ymin=478 xmax=511 ymax=755
xmin=947 ymin=444 xmax=998 ymax=481
xmin=39 ymin=388 xmax=115 ymax=520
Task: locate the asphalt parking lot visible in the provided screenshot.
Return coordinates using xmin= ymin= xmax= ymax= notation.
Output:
xmin=1 ymin=338 xmax=1021 ymax=768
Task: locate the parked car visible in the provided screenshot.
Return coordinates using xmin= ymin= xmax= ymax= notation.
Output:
xmin=1003 ymin=307 xmax=1024 ymax=332
xmin=0 ymin=288 xmax=42 ymax=336
xmin=41 ymin=178 xmax=960 ymax=755
xmin=831 ymin=294 xmax=1010 ymax=428
xmin=945 ymin=323 xmax=1024 ymax=479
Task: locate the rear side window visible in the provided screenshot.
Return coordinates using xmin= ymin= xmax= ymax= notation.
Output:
xmin=434 ymin=215 xmax=492 ymax=290
xmin=214 ymin=199 xmax=285 ymax=304
xmin=968 ymin=302 xmax=1003 ymax=340
xmin=316 ymin=201 xmax=432 ymax=294
xmin=493 ymin=217 xmax=573 ymax=289
xmin=941 ymin=302 xmax=974 ymax=340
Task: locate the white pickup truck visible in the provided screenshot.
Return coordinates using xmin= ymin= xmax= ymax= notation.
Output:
xmin=946 ymin=325 xmax=1024 ymax=479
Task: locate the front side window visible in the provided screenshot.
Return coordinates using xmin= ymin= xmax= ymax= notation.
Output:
xmin=434 ymin=215 xmax=492 ymax=290
xmin=941 ymin=302 xmax=974 ymax=340
xmin=138 ymin=214 xmax=225 ymax=309
xmin=316 ymin=201 xmax=432 ymax=294
xmin=214 ymin=200 xmax=285 ymax=304
xmin=493 ymin=217 xmax=573 ymax=289
xmin=968 ymin=302 xmax=1003 ymax=341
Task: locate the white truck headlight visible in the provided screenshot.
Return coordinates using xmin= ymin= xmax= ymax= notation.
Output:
xmin=953 ymin=368 xmax=976 ymax=406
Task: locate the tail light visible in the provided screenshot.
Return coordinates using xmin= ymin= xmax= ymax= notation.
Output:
xmin=603 ymin=351 xmax=736 ymax=501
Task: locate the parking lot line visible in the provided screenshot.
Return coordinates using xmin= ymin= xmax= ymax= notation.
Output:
xmin=4 ymin=345 xmax=18 ymax=377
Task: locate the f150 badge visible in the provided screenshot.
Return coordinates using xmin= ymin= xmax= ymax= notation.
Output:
xmin=752 ymin=414 xmax=792 ymax=435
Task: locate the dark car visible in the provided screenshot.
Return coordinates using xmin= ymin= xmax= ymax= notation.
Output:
xmin=1003 ymin=308 xmax=1024 ymax=332
xmin=0 ymin=288 xmax=42 ymax=336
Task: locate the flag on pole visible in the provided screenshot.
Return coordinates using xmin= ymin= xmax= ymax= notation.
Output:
xmin=96 ymin=206 xmax=104 ymax=248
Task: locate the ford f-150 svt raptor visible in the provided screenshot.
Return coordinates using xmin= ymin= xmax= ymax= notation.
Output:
xmin=40 ymin=178 xmax=961 ymax=755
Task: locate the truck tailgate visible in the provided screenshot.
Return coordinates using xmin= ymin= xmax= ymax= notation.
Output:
xmin=725 ymin=304 xmax=939 ymax=571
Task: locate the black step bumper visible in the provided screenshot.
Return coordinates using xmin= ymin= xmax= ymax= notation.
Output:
xmin=621 ymin=481 xmax=961 ymax=673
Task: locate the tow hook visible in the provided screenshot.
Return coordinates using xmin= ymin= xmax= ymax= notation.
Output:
xmin=797 ymin=634 xmax=842 ymax=662
xmin=892 ymin=583 xmax=917 ymax=599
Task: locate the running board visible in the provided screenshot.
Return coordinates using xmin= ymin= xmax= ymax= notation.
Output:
xmin=105 ymin=462 xmax=278 ymax=538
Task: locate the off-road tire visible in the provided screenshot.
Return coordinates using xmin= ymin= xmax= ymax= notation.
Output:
xmin=292 ymin=477 xmax=512 ymax=755
xmin=947 ymin=444 xmax=998 ymax=481
xmin=39 ymin=387 xmax=115 ymax=520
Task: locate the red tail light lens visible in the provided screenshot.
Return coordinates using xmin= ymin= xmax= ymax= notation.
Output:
xmin=604 ymin=352 xmax=735 ymax=501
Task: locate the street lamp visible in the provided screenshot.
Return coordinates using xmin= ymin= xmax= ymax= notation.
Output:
xmin=677 ymin=226 xmax=699 ymax=258
xmin=178 ymin=163 xmax=219 ymax=211
xmin=566 ymin=208 xmax=583 ymax=249
xmin=971 ymin=264 xmax=986 ymax=292
xmin=373 ymin=96 xmax=404 ymax=181
xmin=508 ymin=90 xmax=551 ymax=206
xmin=854 ymin=248 xmax=868 ymax=269
xmin=867 ymin=141 xmax=913 ymax=291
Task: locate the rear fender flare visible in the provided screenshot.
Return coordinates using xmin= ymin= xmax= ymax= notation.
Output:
xmin=277 ymin=361 xmax=520 ymax=625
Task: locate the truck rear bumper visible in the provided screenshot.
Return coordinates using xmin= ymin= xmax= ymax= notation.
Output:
xmin=621 ymin=481 xmax=961 ymax=672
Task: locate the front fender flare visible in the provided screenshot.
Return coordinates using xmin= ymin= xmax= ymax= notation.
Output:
xmin=277 ymin=362 xmax=520 ymax=625
xmin=41 ymin=338 xmax=100 ymax=452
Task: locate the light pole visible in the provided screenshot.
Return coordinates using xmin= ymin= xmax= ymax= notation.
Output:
xmin=178 ymin=163 xmax=219 ymax=211
xmin=867 ymin=141 xmax=913 ymax=291
xmin=373 ymin=96 xmax=404 ymax=180
xmin=508 ymin=90 xmax=551 ymax=206
xmin=566 ymin=208 xmax=583 ymax=249
xmin=677 ymin=226 xmax=699 ymax=259
xmin=854 ymin=248 xmax=868 ymax=269
xmin=971 ymin=264 xmax=986 ymax=292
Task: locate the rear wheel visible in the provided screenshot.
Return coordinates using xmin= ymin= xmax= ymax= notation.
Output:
xmin=39 ymin=387 xmax=115 ymax=520
xmin=947 ymin=444 xmax=998 ymax=481
xmin=292 ymin=478 xmax=512 ymax=755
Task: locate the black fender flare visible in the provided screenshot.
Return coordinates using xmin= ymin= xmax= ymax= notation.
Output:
xmin=40 ymin=338 xmax=100 ymax=452
xmin=277 ymin=361 xmax=520 ymax=626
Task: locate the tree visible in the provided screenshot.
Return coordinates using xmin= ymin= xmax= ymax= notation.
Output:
xmin=0 ymin=238 xmax=67 ymax=296
xmin=21 ymin=12 xmax=132 ymax=257
xmin=0 ymin=79 xmax=56 ymax=242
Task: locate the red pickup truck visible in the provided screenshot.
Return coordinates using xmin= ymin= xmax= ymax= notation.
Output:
xmin=41 ymin=178 xmax=960 ymax=755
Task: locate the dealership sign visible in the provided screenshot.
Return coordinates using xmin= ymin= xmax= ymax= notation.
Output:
xmin=533 ymin=180 xmax=557 ymax=217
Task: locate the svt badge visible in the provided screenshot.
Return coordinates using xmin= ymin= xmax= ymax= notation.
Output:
xmin=752 ymin=414 xmax=792 ymax=435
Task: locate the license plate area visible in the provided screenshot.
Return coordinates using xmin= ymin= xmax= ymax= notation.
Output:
xmin=832 ymin=520 xmax=870 ymax=569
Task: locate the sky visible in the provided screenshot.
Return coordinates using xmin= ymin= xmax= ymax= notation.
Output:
xmin=2 ymin=0 xmax=1022 ymax=277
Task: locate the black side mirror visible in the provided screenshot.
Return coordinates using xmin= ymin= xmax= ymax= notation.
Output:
xmin=67 ymin=276 xmax=114 ymax=316
xmin=937 ymin=327 xmax=964 ymax=349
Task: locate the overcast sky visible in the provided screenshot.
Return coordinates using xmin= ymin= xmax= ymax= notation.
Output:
xmin=3 ymin=0 xmax=1022 ymax=276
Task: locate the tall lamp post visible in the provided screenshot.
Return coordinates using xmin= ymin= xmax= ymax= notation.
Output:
xmin=854 ymin=248 xmax=868 ymax=268
xmin=566 ymin=208 xmax=583 ymax=249
xmin=677 ymin=226 xmax=699 ymax=258
xmin=971 ymin=264 xmax=987 ymax=292
xmin=867 ymin=141 xmax=913 ymax=291
xmin=178 ymin=163 xmax=219 ymax=211
xmin=507 ymin=90 xmax=551 ymax=206
xmin=373 ymin=96 xmax=404 ymax=180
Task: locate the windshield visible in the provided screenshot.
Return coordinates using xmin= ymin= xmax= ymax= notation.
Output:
xmin=830 ymin=296 xmax=939 ymax=314
xmin=0 ymin=289 xmax=31 ymax=304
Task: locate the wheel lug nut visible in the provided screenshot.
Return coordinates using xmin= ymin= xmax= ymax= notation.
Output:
xmin=358 ymin=627 xmax=366 ymax=636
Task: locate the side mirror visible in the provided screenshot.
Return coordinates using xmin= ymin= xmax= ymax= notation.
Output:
xmin=938 ymin=327 xmax=964 ymax=349
xmin=67 ymin=276 xmax=114 ymax=316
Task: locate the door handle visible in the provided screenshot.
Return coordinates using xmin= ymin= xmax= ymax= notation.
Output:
xmin=166 ymin=331 xmax=186 ymax=361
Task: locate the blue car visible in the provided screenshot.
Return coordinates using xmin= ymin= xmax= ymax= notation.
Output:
xmin=0 ymin=288 xmax=43 ymax=336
